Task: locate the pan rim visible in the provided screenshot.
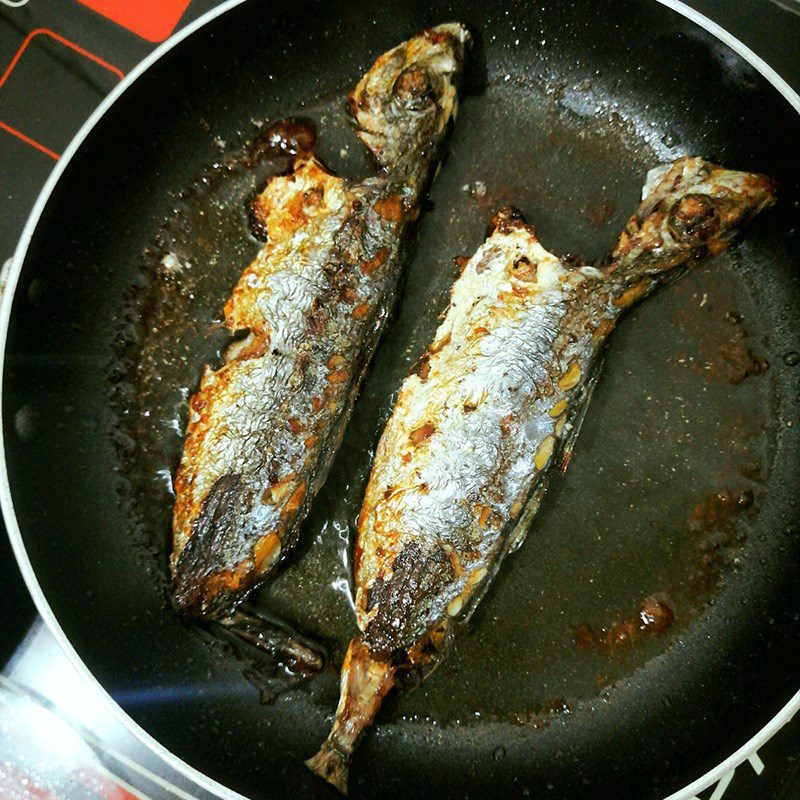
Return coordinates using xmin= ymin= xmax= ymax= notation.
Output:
xmin=0 ymin=1 xmax=798 ymax=799
xmin=0 ymin=5 xmax=251 ymax=798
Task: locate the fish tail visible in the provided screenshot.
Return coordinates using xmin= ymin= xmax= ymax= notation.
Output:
xmin=306 ymin=637 xmax=395 ymax=794
xmin=305 ymin=741 xmax=350 ymax=796
xmin=603 ymin=156 xmax=777 ymax=302
xmin=349 ymin=23 xmax=470 ymax=170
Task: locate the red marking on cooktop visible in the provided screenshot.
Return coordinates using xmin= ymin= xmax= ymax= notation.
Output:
xmin=0 ymin=28 xmax=124 ymax=159
xmin=77 ymin=0 xmax=192 ymax=43
xmin=0 ymin=762 xmax=58 ymax=800
xmin=71 ymin=766 xmax=149 ymax=800
xmin=0 ymin=28 xmax=124 ymax=89
xmin=0 ymin=120 xmax=59 ymax=160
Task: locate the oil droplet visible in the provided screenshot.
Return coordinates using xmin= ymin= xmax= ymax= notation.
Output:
xmin=156 ymin=468 xmax=175 ymax=497
xmin=27 ymin=278 xmax=43 ymax=306
xmin=783 ymin=351 xmax=800 ymax=366
xmin=726 ymin=310 xmax=743 ymax=325
xmin=661 ymin=129 xmax=681 ymax=148
xmin=14 ymin=405 xmax=38 ymax=441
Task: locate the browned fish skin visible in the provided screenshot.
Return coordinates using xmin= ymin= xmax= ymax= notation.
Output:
xmin=170 ymin=25 xmax=470 ymax=618
xmin=306 ymin=158 xmax=777 ymax=792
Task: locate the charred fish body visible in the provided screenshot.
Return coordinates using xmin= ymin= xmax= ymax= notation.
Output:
xmin=170 ymin=27 xmax=470 ymax=629
xmin=306 ymin=157 xmax=776 ymax=791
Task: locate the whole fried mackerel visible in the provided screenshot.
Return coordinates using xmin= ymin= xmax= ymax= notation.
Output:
xmin=171 ymin=25 xmax=470 ymax=618
xmin=307 ymin=157 xmax=777 ymax=793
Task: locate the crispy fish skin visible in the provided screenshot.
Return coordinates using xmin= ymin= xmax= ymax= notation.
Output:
xmin=306 ymin=157 xmax=777 ymax=792
xmin=171 ymin=24 xmax=470 ymax=617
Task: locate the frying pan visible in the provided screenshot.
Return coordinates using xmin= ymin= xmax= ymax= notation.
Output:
xmin=3 ymin=1 xmax=799 ymax=798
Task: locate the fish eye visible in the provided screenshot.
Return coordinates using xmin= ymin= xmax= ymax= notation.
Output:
xmin=392 ymin=65 xmax=437 ymax=111
xmin=667 ymin=193 xmax=721 ymax=243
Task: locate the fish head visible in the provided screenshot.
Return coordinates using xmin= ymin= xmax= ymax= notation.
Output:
xmin=349 ymin=23 xmax=470 ymax=169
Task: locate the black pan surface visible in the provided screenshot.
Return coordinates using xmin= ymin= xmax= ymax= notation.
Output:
xmin=3 ymin=1 xmax=799 ymax=798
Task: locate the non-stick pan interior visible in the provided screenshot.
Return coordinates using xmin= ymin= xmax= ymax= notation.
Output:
xmin=4 ymin=1 xmax=799 ymax=798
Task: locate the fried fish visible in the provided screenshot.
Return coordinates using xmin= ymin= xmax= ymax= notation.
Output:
xmin=170 ymin=25 xmax=470 ymax=664
xmin=306 ymin=157 xmax=777 ymax=792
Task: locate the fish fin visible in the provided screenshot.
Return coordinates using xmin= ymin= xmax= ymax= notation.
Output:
xmin=502 ymin=361 xmax=604 ymax=557
xmin=505 ymin=479 xmax=549 ymax=556
xmin=454 ymin=480 xmax=551 ymax=626
xmin=218 ymin=608 xmax=326 ymax=676
xmin=305 ymin=742 xmax=350 ymax=796
xmin=395 ymin=621 xmax=452 ymax=687
xmin=557 ymin=356 xmax=603 ymax=474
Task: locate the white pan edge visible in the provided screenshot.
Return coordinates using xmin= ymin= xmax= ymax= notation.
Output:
xmin=0 ymin=4 xmax=250 ymax=798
